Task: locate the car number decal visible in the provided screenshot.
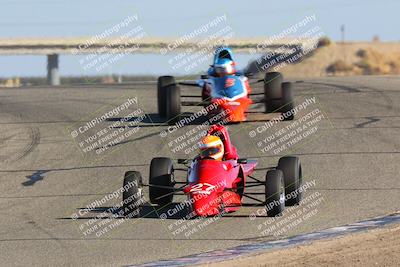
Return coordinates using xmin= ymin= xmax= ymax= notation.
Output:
xmin=190 ymin=183 xmax=216 ymax=195
xmin=225 ymin=78 xmax=235 ymax=88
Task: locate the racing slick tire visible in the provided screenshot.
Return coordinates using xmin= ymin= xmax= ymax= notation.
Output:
xmin=201 ymin=84 xmax=211 ymax=102
xmin=123 ymin=171 xmax=143 ymax=218
xmin=264 ymin=72 xmax=283 ymax=112
xmin=149 ymin=157 xmax=174 ymax=207
xmin=265 ymin=99 xmax=282 ymax=113
xmin=158 ymin=76 xmax=176 ymax=117
xmin=280 ymin=82 xmax=295 ymax=120
xmin=277 ymin=156 xmax=302 ymax=206
xmin=165 ymin=85 xmax=181 ymax=125
xmin=265 ymin=169 xmax=285 ymax=217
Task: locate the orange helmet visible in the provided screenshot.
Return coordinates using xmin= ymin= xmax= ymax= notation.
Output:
xmin=199 ymin=135 xmax=224 ymax=161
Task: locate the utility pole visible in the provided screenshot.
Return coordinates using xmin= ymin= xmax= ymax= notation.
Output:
xmin=341 ymin=24 xmax=346 ymax=62
xmin=341 ymin=24 xmax=345 ymax=44
xmin=47 ymin=54 xmax=60 ymax=86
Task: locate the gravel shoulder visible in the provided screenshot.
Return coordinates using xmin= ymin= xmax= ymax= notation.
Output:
xmin=201 ymin=223 xmax=400 ymax=267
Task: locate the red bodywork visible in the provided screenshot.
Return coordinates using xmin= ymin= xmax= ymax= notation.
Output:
xmin=203 ymin=77 xmax=253 ymax=123
xmin=183 ymin=125 xmax=257 ymax=216
xmin=212 ymin=97 xmax=253 ymax=123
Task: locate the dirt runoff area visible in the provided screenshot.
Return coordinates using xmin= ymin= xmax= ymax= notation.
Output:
xmin=200 ymin=224 xmax=400 ymax=267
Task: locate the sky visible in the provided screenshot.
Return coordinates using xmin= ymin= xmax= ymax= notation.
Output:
xmin=0 ymin=0 xmax=399 ymax=77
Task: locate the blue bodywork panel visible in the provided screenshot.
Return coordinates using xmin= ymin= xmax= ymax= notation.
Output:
xmin=211 ymin=75 xmax=246 ymax=100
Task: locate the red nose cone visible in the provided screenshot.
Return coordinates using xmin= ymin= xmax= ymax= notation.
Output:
xmin=192 ymin=194 xmax=221 ymax=216
xmin=188 ymin=159 xmax=226 ymax=216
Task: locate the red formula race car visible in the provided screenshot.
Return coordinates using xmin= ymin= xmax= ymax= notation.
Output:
xmin=157 ymin=46 xmax=296 ymax=125
xmin=122 ymin=125 xmax=303 ymax=218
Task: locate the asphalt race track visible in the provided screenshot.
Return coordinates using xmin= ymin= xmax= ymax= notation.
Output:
xmin=0 ymin=76 xmax=399 ymax=266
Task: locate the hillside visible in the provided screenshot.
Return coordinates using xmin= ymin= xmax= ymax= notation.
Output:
xmin=280 ymin=41 xmax=400 ymax=78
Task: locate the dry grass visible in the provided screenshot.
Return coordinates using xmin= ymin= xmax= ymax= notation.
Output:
xmin=326 ymin=60 xmax=354 ymax=74
xmin=317 ymin=37 xmax=332 ymax=47
xmin=281 ymin=42 xmax=400 ymax=78
xmin=200 ymin=224 xmax=400 ymax=267
xmin=354 ymin=48 xmax=400 ymax=75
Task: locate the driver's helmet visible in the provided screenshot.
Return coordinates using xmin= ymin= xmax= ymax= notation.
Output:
xmin=214 ymin=58 xmax=236 ymax=77
xmin=199 ymin=135 xmax=224 ymax=161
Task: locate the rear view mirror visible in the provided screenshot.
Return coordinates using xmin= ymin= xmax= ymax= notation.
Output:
xmin=177 ymin=159 xmax=189 ymax=164
xmin=237 ymin=158 xmax=247 ymax=164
